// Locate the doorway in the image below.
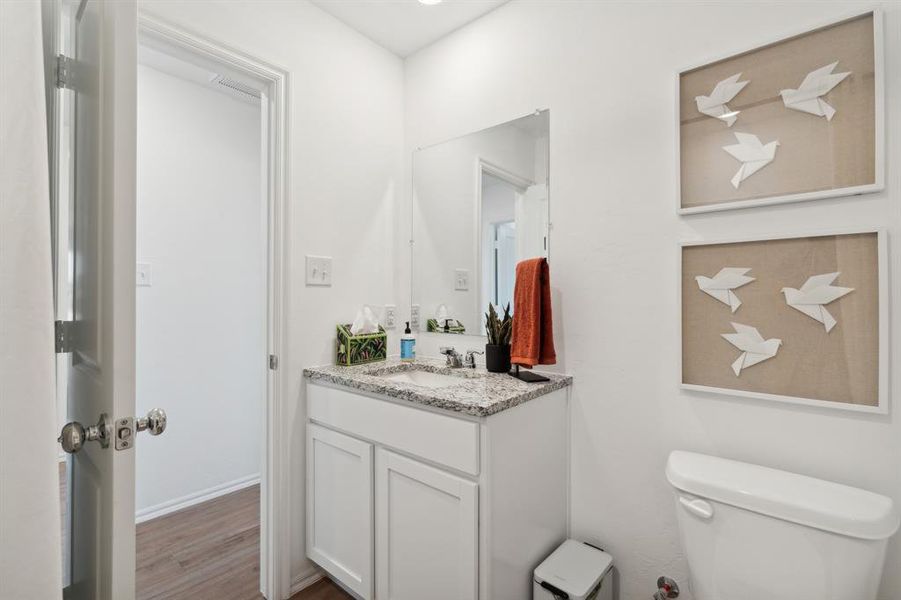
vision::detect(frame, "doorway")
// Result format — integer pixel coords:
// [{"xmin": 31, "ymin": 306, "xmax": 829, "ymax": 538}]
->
[
  {"xmin": 134, "ymin": 34, "xmax": 266, "ymax": 598},
  {"xmin": 135, "ymin": 17, "xmax": 291, "ymax": 598},
  {"xmin": 49, "ymin": 10, "xmax": 290, "ymax": 598},
  {"xmin": 489, "ymin": 219, "xmax": 516, "ymax": 310}
]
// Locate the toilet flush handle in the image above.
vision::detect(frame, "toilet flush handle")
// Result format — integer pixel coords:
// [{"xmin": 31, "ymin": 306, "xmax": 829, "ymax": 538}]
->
[{"xmin": 679, "ymin": 496, "xmax": 714, "ymax": 520}]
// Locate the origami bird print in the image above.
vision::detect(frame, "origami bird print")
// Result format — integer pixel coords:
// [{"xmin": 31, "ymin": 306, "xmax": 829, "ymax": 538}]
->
[
  {"xmin": 722, "ymin": 132, "xmax": 780, "ymax": 189},
  {"xmin": 780, "ymin": 62, "xmax": 851, "ymax": 121},
  {"xmin": 695, "ymin": 267, "xmax": 755, "ymax": 313},
  {"xmin": 695, "ymin": 73, "xmax": 750, "ymax": 127},
  {"xmin": 781, "ymin": 272, "xmax": 854, "ymax": 333},
  {"xmin": 721, "ymin": 322, "xmax": 782, "ymax": 377}
]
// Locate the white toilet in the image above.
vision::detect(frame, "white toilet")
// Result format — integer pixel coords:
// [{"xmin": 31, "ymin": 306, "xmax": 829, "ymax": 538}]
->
[{"xmin": 666, "ymin": 451, "xmax": 899, "ymax": 600}]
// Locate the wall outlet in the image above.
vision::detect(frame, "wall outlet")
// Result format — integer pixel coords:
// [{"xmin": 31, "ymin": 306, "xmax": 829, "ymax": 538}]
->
[
  {"xmin": 410, "ymin": 304, "xmax": 421, "ymax": 331},
  {"xmin": 136, "ymin": 262, "xmax": 152, "ymax": 287},
  {"xmin": 305, "ymin": 255, "xmax": 332, "ymax": 286},
  {"xmin": 383, "ymin": 304, "xmax": 397, "ymax": 329},
  {"xmin": 454, "ymin": 268, "xmax": 470, "ymax": 291}
]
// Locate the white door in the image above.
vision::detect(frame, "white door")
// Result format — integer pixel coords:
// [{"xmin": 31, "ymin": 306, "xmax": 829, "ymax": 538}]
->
[
  {"xmin": 375, "ymin": 449, "xmax": 478, "ymax": 600},
  {"xmin": 306, "ymin": 424, "xmax": 374, "ymax": 600},
  {"xmin": 515, "ymin": 183, "xmax": 548, "ymax": 260},
  {"xmin": 51, "ymin": 1, "xmax": 139, "ymax": 598}
]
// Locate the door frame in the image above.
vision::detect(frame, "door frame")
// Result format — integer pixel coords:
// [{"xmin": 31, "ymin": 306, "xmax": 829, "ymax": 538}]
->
[{"xmin": 136, "ymin": 15, "xmax": 291, "ymax": 600}]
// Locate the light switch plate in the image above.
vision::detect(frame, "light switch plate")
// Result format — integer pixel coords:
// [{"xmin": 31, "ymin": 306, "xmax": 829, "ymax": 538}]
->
[
  {"xmin": 411, "ymin": 304, "xmax": 421, "ymax": 331},
  {"xmin": 305, "ymin": 255, "xmax": 332, "ymax": 286},
  {"xmin": 454, "ymin": 269, "xmax": 470, "ymax": 291},
  {"xmin": 136, "ymin": 262, "xmax": 152, "ymax": 287},
  {"xmin": 384, "ymin": 304, "xmax": 397, "ymax": 329}
]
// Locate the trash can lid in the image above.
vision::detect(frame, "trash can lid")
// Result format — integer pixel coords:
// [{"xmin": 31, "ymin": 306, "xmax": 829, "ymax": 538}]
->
[{"xmin": 534, "ymin": 539, "xmax": 613, "ymax": 597}]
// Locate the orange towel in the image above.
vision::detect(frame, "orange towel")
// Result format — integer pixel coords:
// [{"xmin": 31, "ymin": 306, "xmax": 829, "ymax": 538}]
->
[{"xmin": 510, "ymin": 257, "xmax": 556, "ymax": 367}]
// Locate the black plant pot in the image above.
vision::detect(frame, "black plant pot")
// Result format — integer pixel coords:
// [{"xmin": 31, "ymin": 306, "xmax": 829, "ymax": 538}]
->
[{"xmin": 485, "ymin": 344, "xmax": 511, "ymax": 373}]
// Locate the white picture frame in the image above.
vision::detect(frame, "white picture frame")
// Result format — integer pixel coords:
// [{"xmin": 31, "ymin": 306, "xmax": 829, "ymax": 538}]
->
[
  {"xmin": 675, "ymin": 8, "xmax": 884, "ymax": 215},
  {"xmin": 679, "ymin": 227, "xmax": 888, "ymax": 414}
]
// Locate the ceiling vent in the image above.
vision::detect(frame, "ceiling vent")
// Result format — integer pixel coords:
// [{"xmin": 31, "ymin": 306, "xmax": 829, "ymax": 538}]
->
[{"xmin": 210, "ymin": 75, "xmax": 261, "ymax": 103}]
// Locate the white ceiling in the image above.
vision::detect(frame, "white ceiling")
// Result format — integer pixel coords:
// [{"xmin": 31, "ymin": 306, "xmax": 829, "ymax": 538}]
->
[{"xmin": 310, "ymin": 0, "xmax": 510, "ymax": 57}]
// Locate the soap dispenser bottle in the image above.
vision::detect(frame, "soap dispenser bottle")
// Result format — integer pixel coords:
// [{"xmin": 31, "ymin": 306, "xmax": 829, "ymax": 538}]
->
[{"xmin": 400, "ymin": 321, "xmax": 416, "ymax": 362}]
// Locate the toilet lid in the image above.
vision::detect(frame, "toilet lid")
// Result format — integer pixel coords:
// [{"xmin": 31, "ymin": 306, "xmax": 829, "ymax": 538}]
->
[{"xmin": 666, "ymin": 451, "xmax": 900, "ymax": 540}]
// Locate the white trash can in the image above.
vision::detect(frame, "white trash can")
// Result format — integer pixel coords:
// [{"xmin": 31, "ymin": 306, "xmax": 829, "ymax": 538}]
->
[{"xmin": 533, "ymin": 539, "xmax": 613, "ymax": 600}]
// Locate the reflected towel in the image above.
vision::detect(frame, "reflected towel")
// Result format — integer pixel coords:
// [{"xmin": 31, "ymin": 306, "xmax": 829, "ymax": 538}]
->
[{"xmin": 510, "ymin": 257, "xmax": 556, "ymax": 367}]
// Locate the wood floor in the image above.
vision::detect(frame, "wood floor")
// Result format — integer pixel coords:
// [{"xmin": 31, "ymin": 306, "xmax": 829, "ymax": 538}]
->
[
  {"xmin": 136, "ymin": 484, "xmax": 261, "ymax": 599},
  {"xmin": 134, "ymin": 485, "xmax": 353, "ymax": 600},
  {"xmin": 60, "ymin": 463, "xmax": 351, "ymax": 600},
  {"xmin": 287, "ymin": 578, "xmax": 352, "ymax": 600}
]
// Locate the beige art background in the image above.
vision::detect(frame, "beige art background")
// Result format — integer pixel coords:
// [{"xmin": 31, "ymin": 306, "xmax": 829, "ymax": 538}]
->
[
  {"xmin": 680, "ymin": 13, "xmax": 876, "ymax": 209},
  {"xmin": 682, "ymin": 232, "xmax": 879, "ymax": 406}
]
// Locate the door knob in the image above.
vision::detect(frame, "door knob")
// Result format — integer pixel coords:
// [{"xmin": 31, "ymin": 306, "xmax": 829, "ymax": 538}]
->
[
  {"xmin": 136, "ymin": 408, "xmax": 167, "ymax": 436},
  {"xmin": 58, "ymin": 413, "xmax": 111, "ymax": 454},
  {"xmin": 59, "ymin": 410, "xmax": 167, "ymax": 453}
]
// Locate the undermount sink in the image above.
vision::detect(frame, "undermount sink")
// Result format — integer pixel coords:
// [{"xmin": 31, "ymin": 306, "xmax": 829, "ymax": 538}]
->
[{"xmin": 378, "ymin": 369, "xmax": 466, "ymax": 389}]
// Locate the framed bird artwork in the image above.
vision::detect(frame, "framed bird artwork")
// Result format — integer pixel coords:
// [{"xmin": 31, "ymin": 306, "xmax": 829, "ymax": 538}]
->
[
  {"xmin": 679, "ymin": 228, "xmax": 887, "ymax": 413},
  {"xmin": 676, "ymin": 9, "xmax": 884, "ymax": 214}
]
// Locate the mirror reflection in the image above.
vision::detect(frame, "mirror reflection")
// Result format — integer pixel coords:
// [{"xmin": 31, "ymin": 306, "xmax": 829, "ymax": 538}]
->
[{"xmin": 412, "ymin": 110, "xmax": 549, "ymax": 337}]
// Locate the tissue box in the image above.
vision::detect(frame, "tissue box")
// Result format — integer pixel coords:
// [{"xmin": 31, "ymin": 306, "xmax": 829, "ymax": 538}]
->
[{"xmin": 336, "ymin": 323, "xmax": 387, "ymax": 366}]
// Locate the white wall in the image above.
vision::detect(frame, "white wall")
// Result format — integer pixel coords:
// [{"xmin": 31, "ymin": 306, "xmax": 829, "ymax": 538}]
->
[
  {"xmin": 138, "ymin": 0, "xmax": 405, "ymax": 585},
  {"xmin": 403, "ymin": 3, "xmax": 901, "ymax": 599},
  {"xmin": 136, "ymin": 63, "xmax": 263, "ymax": 516}
]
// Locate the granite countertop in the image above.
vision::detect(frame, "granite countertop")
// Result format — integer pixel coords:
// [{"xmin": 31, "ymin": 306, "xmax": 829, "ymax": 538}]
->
[{"xmin": 303, "ymin": 358, "xmax": 572, "ymax": 417}]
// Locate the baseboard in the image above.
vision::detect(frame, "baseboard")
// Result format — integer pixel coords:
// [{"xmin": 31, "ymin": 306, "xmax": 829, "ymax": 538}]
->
[
  {"xmin": 135, "ymin": 473, "xmax": 260, "ymax": 524},
  {"xmin": 290, "ymin": 568, "xmax": 323, "ymax": 596}
]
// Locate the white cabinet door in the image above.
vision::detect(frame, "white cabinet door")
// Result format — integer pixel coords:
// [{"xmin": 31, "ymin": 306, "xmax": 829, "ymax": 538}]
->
[
  {"xmin": 376, "ymin": 449, "xmax": 478, "ymax": 600},
  {"xmin": 307, "ymin": 423, "xmax": 374, "ymax": 600}
]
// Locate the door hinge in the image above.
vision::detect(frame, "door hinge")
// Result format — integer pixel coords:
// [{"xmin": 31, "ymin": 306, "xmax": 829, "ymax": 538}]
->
[
  {"xmin": 55, "ymin": 320, "xmax": 76, "ymax": 353},
  {"xmin": 269, "ymin": 354, "xmax": 278, "ymax": 370},
  {"xmin": 56, "ymin": 54, "xmax": 77, "ymax": 90}
]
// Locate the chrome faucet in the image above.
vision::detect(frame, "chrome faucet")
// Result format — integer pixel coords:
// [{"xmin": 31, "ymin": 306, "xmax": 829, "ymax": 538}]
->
[
  {"xmin": 464, "ymin": 350, "xmax": 483, "ymax": 369},
  {"xmin": 439, "ymin": 346, "xmax": 464, "ymax": 368}
]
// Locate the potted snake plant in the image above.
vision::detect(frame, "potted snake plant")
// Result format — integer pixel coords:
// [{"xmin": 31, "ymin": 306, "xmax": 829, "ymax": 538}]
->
[{"xmin": 484, "ymin": 303, "xmax": 513, "ymax": 373}]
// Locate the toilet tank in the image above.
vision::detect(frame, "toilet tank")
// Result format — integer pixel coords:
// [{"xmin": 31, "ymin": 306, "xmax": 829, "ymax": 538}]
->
[{"xmin": 666, "ymin": 451, "xmax": 899, "ymax": 600}]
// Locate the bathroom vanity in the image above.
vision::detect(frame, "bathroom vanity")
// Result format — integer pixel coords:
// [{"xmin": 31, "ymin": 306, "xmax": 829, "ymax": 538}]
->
[{"xmin": 303, "ymin": 359, "xmax": 571, "ymax": 600}]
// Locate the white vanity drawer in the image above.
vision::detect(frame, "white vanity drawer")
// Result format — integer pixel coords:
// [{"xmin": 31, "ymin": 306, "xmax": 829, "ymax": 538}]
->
[{"xmin": 307, "ymin": 383, "xmax": 480, "ymax": 476}]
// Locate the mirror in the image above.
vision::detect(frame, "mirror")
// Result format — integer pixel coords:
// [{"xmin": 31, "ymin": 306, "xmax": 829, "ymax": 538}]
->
[{"xmin": 412, "ymin": 110, "xmax": 549, "ymax": 337}]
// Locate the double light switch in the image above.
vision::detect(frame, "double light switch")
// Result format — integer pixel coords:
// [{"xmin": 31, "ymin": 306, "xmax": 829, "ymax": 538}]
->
[{"xmin": 306, "ymin": 255, "xmax": 333, "ymax": 286}]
